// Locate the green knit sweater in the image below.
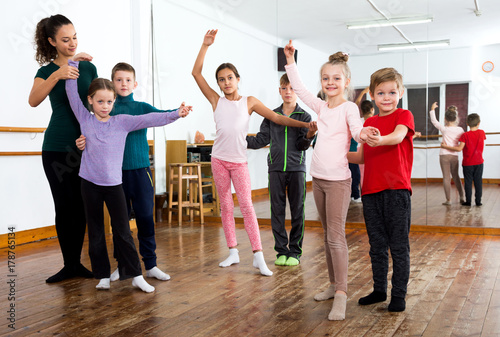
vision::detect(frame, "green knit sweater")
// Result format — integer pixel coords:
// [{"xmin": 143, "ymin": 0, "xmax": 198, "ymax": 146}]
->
[{"xmin": 110, "ymin": 93, "xmax": 176, "ymax": 170}]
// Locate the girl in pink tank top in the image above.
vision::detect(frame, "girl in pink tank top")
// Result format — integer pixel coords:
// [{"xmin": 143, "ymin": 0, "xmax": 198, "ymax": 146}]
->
[{"xmin": 192, "ymin": 29, "xmax": 313, "ymax": 277}]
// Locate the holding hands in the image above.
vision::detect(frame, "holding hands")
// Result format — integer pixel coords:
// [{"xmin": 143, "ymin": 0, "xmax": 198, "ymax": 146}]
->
[
  {"xmin": 178, "ymin": 102, "xmax": 192, "ymax": 117},
  {"xmin": 307, "ymin": 121, "xmax": 318, "ymax": 139},
  {"xmin": 360, "ymin": 126, "xmax": 380, "ymax": 143}
]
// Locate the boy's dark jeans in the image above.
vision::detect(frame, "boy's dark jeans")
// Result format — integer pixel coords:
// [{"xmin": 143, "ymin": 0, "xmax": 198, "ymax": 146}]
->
[{"xmin": 463, "ymin": 164, "xmax": 483, "ymax": 205}]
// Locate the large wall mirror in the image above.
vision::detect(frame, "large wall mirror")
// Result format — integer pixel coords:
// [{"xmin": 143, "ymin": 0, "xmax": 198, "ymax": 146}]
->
[{"xmin": 151, "ymin": 0, "xmax": 500, "ymax": 230}]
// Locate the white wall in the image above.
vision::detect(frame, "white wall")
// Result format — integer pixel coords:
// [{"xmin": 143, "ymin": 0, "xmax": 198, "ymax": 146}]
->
[
  {"xmin": 2, "ymin": 0, "xmax": 499, "ymax": 235},
  {"xmin": 149, "ymin": 0, "xmax": 327, "ymax": 193},
  {"xmin": 0, "ymin": 0, "xmax": 326, "ymax": 234},
  {"xmin": 350, "ymin": 45, "xmax": 500, "ymax": 179},
  {"xmin": 0, "ymin": 0, "xmax": 140, "ymax": 234}
]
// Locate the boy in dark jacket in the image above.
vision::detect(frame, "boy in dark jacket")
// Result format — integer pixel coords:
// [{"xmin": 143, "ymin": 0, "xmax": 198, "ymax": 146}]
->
[{"xmin": 247, "ymin": 74, "xmax": 316, "ymax": 266}]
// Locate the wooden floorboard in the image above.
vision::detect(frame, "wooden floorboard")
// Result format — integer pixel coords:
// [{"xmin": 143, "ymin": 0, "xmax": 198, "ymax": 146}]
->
[
  {"xmin": 232, "ymin": 182, "xmax": 500, "ymax": 233},
  {"xmin": 2, "ymin": 220, "xmax": 500, "ymax": 336}
]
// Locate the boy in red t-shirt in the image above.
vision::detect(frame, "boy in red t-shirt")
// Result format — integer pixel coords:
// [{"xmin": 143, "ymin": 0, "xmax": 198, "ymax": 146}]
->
[
  {"xmin": 348, "ymin": 67, "xmax": 415, "ymax": 312},
  {"xmin": 441, "ymin": 113, "xmax": 485, "ymax": 206}
]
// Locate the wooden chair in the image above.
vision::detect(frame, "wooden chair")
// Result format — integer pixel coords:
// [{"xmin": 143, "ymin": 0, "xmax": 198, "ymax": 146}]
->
[
  {"xmin": 168, "ymin": 163, "xmax": 204, "ymax": 225},
  {"xmin": 200, "ymin": 162, "xmax": 220, "ymax": 216}
]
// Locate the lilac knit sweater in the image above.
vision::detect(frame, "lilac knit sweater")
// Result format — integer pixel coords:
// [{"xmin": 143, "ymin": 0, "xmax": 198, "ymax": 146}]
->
[{"xmin": 66, "ymin": 60, "xmax": 180, "ymax": 186}]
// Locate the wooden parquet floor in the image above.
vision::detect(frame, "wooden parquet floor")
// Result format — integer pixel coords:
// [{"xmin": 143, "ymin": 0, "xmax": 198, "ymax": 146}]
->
[
  {"xmin": 2, "ymin": 219, "xmax": 500, "ymax": 336},
  {"xmin": 238, "ymin": 183, "xmax": 500, "ymax": 233}
]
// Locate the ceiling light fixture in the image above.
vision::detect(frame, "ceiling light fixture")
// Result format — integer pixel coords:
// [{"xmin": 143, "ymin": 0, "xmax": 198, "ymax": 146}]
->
[
  {"xmin": 346, "ymin": 15, "xmax": 433, "ymax": 30},
  {"xmin": 377, "ymin": 40, "xmax": 450, "ymax": 51}
]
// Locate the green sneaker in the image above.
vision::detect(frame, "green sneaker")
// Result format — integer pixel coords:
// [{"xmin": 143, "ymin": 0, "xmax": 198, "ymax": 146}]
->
[
  {"xmin": 285, "ymin": 257, "xmax": 300, "ymax": 266},
  {"xmin": 275, "ymin": 255, "xmax": 287, "ymax": 266}
]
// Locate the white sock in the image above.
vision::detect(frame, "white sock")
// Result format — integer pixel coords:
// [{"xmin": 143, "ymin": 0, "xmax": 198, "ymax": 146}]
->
[
  {"xmin": 252, "ymin": 251, "xmax": 273, "ymax": 276},
  {"xmin": 314, "ymin": 284, "xmax": 336, "ymax": 301},
  {"xmin": 132, "ymin": 275, "xmax": 155, "ymax": 293},
  {"xmin": 110, "ymin": 268, "xmax": 119, "ymax": 282},
  {"xmin": 146, "ymin": 266, "xmax": 170, "ymax": 281},
  {"xmin": 96, "ymin": 278, "xmax": 110, "ymax": 290},
  {"xmin": 219, "ymin": 248, "xmax": 240, "ymax": 267},
  {"xmin": 328, "ymin": 293, "xmax": 347, "ymax": 321}
]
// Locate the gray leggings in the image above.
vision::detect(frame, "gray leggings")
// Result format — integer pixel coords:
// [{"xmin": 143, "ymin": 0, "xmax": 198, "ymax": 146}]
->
[
  {"xmin": 440, "ymin": 155, "xmax": 464, "ymax": 201},
  {"xmin": 312, "ymin": 177, "xmax": 351, "ymax": 293}
]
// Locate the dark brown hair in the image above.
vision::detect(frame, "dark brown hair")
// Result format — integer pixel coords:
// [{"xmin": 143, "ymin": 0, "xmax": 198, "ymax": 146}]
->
[
  {"xmin": 215, "ymin": 63, "xmax": 240, "ymax": 81},
  {"xmin": 445, "ymin": 105, "xmax": 458, "ymax": 123},
  {"xmin": 34, "ymin": 14, "xmax": 72, "ymax": 66},
  {"xmin": 467, "ymin": 113, "xmax": 480, "ymax": 127},
  {"xmin": 88, "ymin": 78, "xmax": 117, "ymax": 99},
  {"xmin": 111, "ymin": 62, "xmax": 136, "ymax": 81},
  {"xmin": 360, "ymin": 100, "xmax": 374, "ymax": 118}
]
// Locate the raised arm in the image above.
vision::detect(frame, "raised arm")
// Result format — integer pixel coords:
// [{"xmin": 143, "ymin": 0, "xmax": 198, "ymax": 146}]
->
[
  {"xmin": 429, "ymin": 102, "xmax": 444, "ymax": 132},
  {"xmin": 283, "ymin": 40, "xmax": 324, "ymax": 113},
  {"xmin": 29, "ymin": 63, "xmax": 80, "ymax": 107},
  {"xmin": 65, "ymin": 60, "xmax": 90, "ymax": 123},
  {"xmin": 192, "ymin": 29, "xmax": 220, "ymax": 110},
  {"xmin": 355, "ymin": 87, "xmax": 370, "ymax": 107},
  {"xmin": 248, "ymin": 96, "xmax": 309, "ymax": 129}
]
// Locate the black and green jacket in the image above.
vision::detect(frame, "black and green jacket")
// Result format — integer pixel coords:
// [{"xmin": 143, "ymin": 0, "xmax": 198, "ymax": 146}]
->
[{"xmin": 246, "ymin": 103, "xmax": 312, "ymax": 172}]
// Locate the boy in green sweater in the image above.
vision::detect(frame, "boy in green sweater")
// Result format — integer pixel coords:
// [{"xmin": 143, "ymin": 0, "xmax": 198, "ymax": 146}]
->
[{"xmin": 77, "ymin": 62, "xmax": 179, "ymax": 281}]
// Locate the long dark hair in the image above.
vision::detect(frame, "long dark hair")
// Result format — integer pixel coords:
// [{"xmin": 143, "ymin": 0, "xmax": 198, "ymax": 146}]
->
[
  {"xmin": 34, "ymin": 14, "xmax": 72, "ymax": 66},
  {"xmin": 215, "ymin": 63, "xmax": 240, "ymax": 82}
]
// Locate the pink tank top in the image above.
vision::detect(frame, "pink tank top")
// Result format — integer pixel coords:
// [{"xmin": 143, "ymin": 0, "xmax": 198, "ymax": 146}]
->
[{"xmin": 211, "ymin": 96, "xmax": 250, "ymax": 163}]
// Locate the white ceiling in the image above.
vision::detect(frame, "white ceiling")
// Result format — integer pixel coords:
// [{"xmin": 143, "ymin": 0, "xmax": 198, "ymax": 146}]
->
[{"xmin": 225, "ymin": 0, "xmax": 500, "ymax": 55}]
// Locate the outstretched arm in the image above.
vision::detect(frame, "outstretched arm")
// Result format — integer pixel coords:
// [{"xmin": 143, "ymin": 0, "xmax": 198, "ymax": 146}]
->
[
  {"xmin": 65, "ymin": 60, "xmax": 90, "ymax": 123},
  {"xmin": 192, "ymin": 29, "xmax": 220, "ymax": 110},
  {"xmin": 248, "ymin": 96, "xmax": 309, "ymax": 129},
  {"xmin": 429, "ymin": 102, "xmax": 444, "ymax": 131}
]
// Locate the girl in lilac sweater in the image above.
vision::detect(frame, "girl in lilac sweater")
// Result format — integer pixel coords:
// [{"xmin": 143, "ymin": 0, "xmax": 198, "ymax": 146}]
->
[{"xmin": 66, "ymin": 59, "xmax": 190, "ymax": 292}]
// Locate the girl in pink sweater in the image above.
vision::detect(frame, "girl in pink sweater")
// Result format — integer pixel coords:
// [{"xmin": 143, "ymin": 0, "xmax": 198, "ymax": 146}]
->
[
  {"xmin": 284, "ymin": 40, "xmax": 373, "ymax": 320},
  {"xmin": 192, "ymin": 30, "xmax": 313, "ymax": 277}
]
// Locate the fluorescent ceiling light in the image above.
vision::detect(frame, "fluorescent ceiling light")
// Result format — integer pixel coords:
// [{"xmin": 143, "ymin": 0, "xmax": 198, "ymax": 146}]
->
[
  {"xmin": 378, "ymin": 40, "xmax": 450, "ymax": 51},
  {"xmin": 346, "ymin": 15, "xmax": 433, "ymax": 29}
]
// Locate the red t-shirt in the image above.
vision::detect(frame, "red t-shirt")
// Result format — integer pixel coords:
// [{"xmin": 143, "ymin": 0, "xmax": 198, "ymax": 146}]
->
[
  {"xmin": 362, "ymin": 109, "xmax": 415, "ymax": 196},
  {"xmin": 459, "ymin": 129, "xmax": 486, "ymax": 166}
]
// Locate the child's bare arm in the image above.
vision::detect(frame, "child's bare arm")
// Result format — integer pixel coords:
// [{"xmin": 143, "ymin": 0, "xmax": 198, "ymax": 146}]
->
[
  {"xmin": 366, "ymin": 124, "xmax": 408, "ymax": 147},
  {"xmin": 347, "ymin": 145, "xmax": 364, "ymax": 164},
  {"xmin": 441, "ymin": 141, "xmax": 465, "ymax": 152}
]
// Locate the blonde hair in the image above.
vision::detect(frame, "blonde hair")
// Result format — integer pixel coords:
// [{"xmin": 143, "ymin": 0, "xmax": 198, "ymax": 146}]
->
[{"xmin": 320, "ymin": 52, "xmax": 353, "ymax": 100}]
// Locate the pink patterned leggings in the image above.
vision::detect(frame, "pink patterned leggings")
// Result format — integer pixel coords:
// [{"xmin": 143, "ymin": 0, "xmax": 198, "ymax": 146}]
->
[{"xmin": 211, "ymin": 157, "xmax": 262, "ymax": 251}]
